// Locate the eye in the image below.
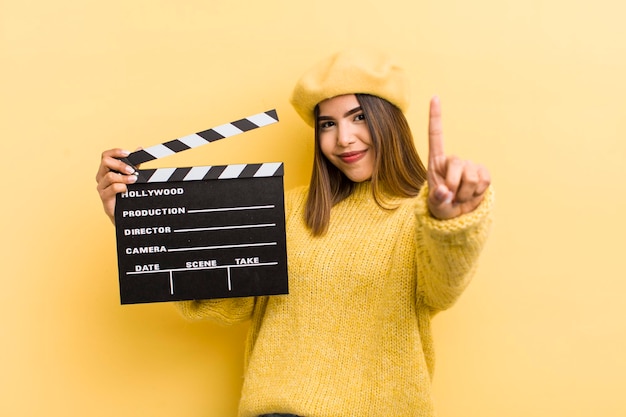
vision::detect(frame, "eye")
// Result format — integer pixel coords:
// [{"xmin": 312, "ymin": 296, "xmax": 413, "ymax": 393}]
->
[
  {"xmin": 354, "ymin": 113, "xmax": 365, "ymax": 122},
  {"xmin": 319, "ymin": 120, "xmax": 335, "ymax": 129}
]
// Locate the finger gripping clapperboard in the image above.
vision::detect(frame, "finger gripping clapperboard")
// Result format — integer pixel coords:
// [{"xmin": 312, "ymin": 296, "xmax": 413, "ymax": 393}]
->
[{"xmin": 114, "ymin": 110, "xmax": 288, "ymax": 304}]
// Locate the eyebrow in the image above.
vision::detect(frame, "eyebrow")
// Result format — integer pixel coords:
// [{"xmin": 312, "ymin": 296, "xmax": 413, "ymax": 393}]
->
[{"xmin": 317, "ymin": 106, "xmax": 363, "ymax": 121}]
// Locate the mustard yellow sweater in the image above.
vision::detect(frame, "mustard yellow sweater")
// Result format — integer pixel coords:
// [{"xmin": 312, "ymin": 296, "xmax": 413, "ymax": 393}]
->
[{"xmin": 178, "ymin": 182, "xmax": 494, "ymax": 417}]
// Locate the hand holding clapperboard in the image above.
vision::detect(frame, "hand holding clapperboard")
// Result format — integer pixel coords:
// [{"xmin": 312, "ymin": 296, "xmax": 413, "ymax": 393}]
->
[{"xmin": 112, "ymin": 110, "xmax": 288, "ymax": 304}]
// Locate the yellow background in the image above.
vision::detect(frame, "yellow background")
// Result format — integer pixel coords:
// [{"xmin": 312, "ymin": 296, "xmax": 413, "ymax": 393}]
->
[{"xmin": 2, "ymin": 1, "xmax": 625, "ymax": 416}]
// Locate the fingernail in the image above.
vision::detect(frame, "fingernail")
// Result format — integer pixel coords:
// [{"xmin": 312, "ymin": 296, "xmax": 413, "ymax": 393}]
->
[
  {"xmin": 121, "ymin": 149, "xmax": 130, "ymax": 157},
  {"xmin": 128, "ymin": 174, "xmax": 137, "ymax": 183},
  {"xmin": 124, "ymin": 165, "xmax": 136, "ymax": 174},
  {"xmin": 444, "ymin": 193, "xmax": 453, "ymax": 205}
]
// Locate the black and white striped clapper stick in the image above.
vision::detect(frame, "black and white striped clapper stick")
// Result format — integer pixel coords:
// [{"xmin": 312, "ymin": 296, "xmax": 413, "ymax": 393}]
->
[
  {"xmin": 132, "ymin": 162, "xmax": 284, "ymax": 184},
  {"xmin": 121, "ymin": 109, "xmax": 279, "ymax": 168}
]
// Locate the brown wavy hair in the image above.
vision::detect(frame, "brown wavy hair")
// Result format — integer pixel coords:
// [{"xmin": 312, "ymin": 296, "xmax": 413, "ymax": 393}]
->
[{"xmin": 305, "ymin": 94, "xmax": 427, "ymax": 235}]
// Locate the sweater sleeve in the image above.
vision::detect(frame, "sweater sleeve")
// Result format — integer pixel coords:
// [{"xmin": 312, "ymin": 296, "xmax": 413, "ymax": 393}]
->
[
  {"xmin": 414, "ymin": 184, "xmax": 494, "ymax": 313},
  {"xmin": 175, "ymin": 297, "xmax": 256, "ymax": 325}
]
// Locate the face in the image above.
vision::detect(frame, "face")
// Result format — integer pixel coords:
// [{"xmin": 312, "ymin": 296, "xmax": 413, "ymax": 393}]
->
[{"xmin": 317, "ymin": 94, "xmax": 375, "ymax": 183}]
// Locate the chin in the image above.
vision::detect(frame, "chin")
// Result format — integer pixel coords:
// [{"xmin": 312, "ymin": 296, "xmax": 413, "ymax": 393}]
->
[{"xmin": 346, "ymin": 174, "xmax": 372, "ymax": 183}]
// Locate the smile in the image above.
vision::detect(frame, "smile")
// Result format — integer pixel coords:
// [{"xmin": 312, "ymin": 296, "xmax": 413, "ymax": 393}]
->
[{"xmin": 338, "ymin": 150, "xmax": 367, "ymax": 164}]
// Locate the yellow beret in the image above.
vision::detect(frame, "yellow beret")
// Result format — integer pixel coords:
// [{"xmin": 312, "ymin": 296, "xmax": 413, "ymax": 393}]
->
[{"xmin": 290, "ymin": 48, "xmax": 410, "ymax": 127}]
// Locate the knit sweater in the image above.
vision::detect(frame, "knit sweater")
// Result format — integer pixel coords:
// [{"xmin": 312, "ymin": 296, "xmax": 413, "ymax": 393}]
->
[{"xmin": 177, "ymin": 181, "xmax": 494, "ymax": 417}]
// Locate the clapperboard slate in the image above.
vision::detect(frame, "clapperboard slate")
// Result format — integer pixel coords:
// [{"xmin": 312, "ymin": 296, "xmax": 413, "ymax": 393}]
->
[{"xmin": 114, "ymin": 110, "xmax": 288, "ymax": 304}]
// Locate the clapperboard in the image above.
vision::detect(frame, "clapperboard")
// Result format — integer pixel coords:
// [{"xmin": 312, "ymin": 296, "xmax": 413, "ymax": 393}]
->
[{"xmin": 114, "ymin": 110, "xmax": 288, "ymax": 304}]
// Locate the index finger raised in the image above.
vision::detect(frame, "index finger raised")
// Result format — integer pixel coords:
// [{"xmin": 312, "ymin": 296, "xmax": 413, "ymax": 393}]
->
[{"xmin": 428, "ymin": 96, "xmax": 446, "ymax": 161}]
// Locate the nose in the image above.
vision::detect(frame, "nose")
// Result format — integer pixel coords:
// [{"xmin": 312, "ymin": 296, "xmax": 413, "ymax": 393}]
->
[{"xmin": 336, "ymin": 122, "xmax": 356, "ymax": 147}]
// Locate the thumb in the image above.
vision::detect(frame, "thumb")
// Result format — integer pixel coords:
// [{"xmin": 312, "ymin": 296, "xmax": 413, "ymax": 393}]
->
[{"xmin": 432, "ymin": 184, "xmax": 454, "ymax": 205}]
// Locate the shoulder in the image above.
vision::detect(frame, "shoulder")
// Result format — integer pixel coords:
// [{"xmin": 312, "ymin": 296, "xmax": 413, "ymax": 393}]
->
[
  {"xmin": 284, "ymin": 185, "xmax": 309, "ymax": 216},
  {"xmin": 285, "ymin": 185, "xmax": 308, "ymax": 205},
  {"xmin": 285, "ymin": 184, "xmax": 309, "ymax": 198}
]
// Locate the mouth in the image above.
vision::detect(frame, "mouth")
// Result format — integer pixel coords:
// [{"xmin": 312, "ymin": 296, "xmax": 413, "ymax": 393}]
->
[{"xmin": 338, "ymin": 150, "xmax": 367, "ymax": 164}]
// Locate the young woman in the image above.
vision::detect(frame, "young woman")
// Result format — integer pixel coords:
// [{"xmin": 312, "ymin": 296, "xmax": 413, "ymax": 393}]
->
[{"xmin": 96, "ymin": 48, "xmax": 493, "ymax": 417}]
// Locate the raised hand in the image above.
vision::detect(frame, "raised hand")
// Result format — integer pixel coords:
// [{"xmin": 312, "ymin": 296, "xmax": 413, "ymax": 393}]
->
[
  {"xmin": 427, "ymin": 96, "xmax": 491, "ymax": 220},
  {"xmin": 95, "ymin": 148, "xmax": 139, "ymax": 224}
]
